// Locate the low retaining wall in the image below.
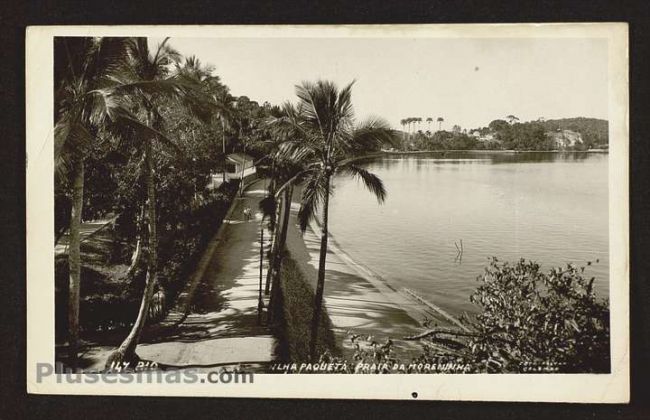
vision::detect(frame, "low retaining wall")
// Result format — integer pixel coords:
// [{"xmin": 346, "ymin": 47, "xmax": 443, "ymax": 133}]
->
[{"xmin": 271, "ymin": 250, "xmax": 340, "ymax": 363}]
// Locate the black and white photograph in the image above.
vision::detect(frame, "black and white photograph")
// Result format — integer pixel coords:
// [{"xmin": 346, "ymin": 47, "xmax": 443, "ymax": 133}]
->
[{"xmin": 25, "ymin": 24, "xmax": 629, "ymax": 401}]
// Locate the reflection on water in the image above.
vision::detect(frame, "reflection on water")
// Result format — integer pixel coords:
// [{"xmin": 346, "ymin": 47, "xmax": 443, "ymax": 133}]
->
[{"xmin": 329, "ymin": 151, "xmax": 609, "ymax": 315}]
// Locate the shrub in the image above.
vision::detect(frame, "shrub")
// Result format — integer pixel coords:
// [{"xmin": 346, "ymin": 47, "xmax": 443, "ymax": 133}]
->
[
  {"xmin": 462, "ymin": 258, "xmax": 610, "ymax": 372},
  {"xmin": 318, "ymin": 258, "xmax": 610, "ymax": 374}
]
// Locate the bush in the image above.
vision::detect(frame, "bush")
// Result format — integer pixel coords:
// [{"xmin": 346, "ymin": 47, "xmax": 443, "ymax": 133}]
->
[
  {"xmin": 463, "ymin": 258, "xmax": 610, "ymax": 372},
  {"xmin": 318, "ymin": 257, "xmax": 610, "ymax": 374}
]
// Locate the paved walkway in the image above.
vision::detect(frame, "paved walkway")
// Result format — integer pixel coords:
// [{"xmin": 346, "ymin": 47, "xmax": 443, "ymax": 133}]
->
[
  {"xmin": 77, "ymin": 180, "xmax": 278, "ymax": 372},
  {"xmin": 136, "ymin": 180, "xmax": 278, "ymax": 371},
  {"xmin": 55, "ymin": 217, "xmax": 117, "ymax": 255}
]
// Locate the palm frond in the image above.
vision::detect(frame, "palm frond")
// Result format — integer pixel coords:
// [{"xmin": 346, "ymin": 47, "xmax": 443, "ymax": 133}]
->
[
  {"xmin": 348, "ymin": 116, "xmax": 396, "ymax": 153},
  {"xmin": 154, "ymin": 38, "xmax": 181, "ymax": 68},
  {"xmin": 276, "ymin": 141, "xmax": 317, "ymax": 165},
  {"xmin": 84, "ymin": 37, "xmax": 131, "ymax": 83},
  {"xmin": 109, "ymin": 111, "xmax": 184, "ymax": 156},
  {"xmin": 265, "ymin": 101, "xmax": 310, "ymax": 141},
  {"xmin": 297, "ymin": 170, "xmax": 329, "ymax": 232},
  {"xmin": 295, "ymin": 79, "xmax": 358, "ymax": 157},
  {"xmin": 82, "ymin": 86, "xmax": 183, "ymax": 156},
  {"xmin": 335, "ymin": 80, "xmax": 356, "ymax": 132},
  {"xmin": 337, "ymin": 163, "xmax": 386, "ymax": 203},
  {"xmin": 54, "ymin": 117, "xmax": 94, "ymax": 181},
  {"xmin": 295, "ymin": 80, "xmax": 331, "ymax": 140},
  {"xmin": 94, "ymin": 75, "xmax": 217, "ymax": 123}
]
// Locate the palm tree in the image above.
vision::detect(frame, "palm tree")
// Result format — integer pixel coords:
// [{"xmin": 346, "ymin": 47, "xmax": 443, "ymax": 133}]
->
[
  {"xmin": 177, "ymin": 56, "xmax": 235, "ymax": 184},
  {"xmin": 257, "ymin": 192, "xmax": 277, "ymax": 324},
  {"xmin": 214, "ymin": 90, "xmax": 236, "ymax": 182},
  {"xmin": 276, "ymin": 80, "xmax": 394, "ymax": 361},
  {"xmin": 400, "ymin": 119, "xmax": 407, "ymax": 150},
  {"xmin": 105, "ymin": 38, "xmax": 214, "ymax": 366},
  {"xmin": 124, "ymin": 54, "xmax": 215, "ymax": 279},
  {"xmin": 405, "ymin": 118, "xmax": 413, "ymax": 150},
  {"xmin": 263, "ymin": 103, "xmax": 311, "ymax": 314},
  {"xmin": 427, "ymin": 117, "xmax": 433, "ymax": 133},
  {"xmin": 506, "ymin": 114, "xmax": 519, "ymax": 125},
  {"xmin": 54, "ymin": 37, "xmax": 138, "ymax": 364},
  {"xmin": 437, "ymin": 116, "xmax": 444, "ymax": 131}
]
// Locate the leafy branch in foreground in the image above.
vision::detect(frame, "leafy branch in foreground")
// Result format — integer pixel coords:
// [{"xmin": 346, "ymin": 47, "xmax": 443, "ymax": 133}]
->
[{"xmin": 316, "ymin": 258, "xmax": 610, "ymax": 374}]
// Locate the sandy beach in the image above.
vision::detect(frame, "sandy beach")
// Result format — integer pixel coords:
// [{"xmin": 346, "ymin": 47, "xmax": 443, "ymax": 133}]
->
[{"xmin": 283, "ymin": 188, "xmax": 456, "ymax": 360}]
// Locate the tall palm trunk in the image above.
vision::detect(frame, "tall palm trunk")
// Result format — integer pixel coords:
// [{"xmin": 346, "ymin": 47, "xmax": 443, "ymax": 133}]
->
[
  {"xmin": 221, "ymin": 116, "xmax": 226, "ymax": 183},
  {"xmin": 309, "ymin": 176, "xmax": 330, "ymax": 362},
  {"xmin": 404, "ymin": 123, "xmax": 413, "ymax": 150},
  {"xmin": 258, "ymin": 224, "xmax": 264, "ymax": 325},
  {"xmin": 125, "ymin": 204, "xmax": 145, "ymax": 278},
  {"xmin": 107, "ymin": 141, "xmax": 158, "ymax": 366},
  {"xmin": 238, "ymin": 128, "xmax": 245, "ymax": 196},
  {"xmin": 68, "ymin": 158, "xmax": 84, "ymax": 364},
  {"xmin": 277, "ymin": 185, "xmax": 293, "ymax": 265},
  {"xmin": 264, "ymin": 194, "xmax": 282, "ymax": 295},
  {"xmin": 266, "ymin": 184, "xmax": 293, "ymax": 322}
]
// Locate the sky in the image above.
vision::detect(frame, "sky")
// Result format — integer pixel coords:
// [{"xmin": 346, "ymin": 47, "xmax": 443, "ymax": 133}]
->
[{"xmin": 150, "ymin": 37, "xmax": 608, "ymax": 130}]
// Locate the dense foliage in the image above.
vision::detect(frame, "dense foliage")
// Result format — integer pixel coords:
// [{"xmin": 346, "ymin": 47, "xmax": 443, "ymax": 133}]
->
[
  {"xmin": 461, "ymin": 258, "xmax": 610, "ymax": 372},
  {"xmin": 55, "ymin": 182, "xmax": 238, "ymax": 338},
  {"xmin": 400, "ymin": 116, "xmax": 608, "ymax": 152},
  {"xmin": 54, "ymin": 37, "xmax": 279, "ymax": 359}
]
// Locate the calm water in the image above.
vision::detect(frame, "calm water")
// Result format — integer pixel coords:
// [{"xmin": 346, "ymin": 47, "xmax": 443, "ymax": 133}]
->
[{"xmin": 328, "ymin": 151, "xmax": 609, "ymax": 315}]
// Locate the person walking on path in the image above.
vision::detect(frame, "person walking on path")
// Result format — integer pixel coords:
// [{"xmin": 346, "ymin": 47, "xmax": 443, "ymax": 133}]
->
[{"xmin": 243, "ymin": 206, "xmax": 252, "ymax": 221}]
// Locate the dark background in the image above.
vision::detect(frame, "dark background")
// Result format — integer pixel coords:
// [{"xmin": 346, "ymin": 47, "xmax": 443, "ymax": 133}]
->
[{"xmin": 1, "ymin": 0, "xmax": 649, "ymax": 418}]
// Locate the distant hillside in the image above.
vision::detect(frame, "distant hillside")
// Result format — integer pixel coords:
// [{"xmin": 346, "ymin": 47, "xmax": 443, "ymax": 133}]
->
[
  {"xmin": 539, "ymin": 118, "xmax": 609, "ymax": 147},
  {"xmin": 394, "ymin": 116, "xmax": 609, "ymax": 151}
]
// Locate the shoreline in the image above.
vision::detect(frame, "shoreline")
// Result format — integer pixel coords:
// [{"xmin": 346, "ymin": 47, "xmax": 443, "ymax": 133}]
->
[
  {"xmin": 283, "ymin": 190, "xmax": 459, "ymax": 358},
  {"xmin": 307, "ymin": 217, "xmax": 465, "ymax": 330}
]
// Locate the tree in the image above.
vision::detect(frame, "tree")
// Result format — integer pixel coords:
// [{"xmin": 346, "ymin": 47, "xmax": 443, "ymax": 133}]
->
[
  {"xmin": 214, "ymin": 90, "xmax": 236, "ymax": 182},
  {"xmin": 105, "ymin": 37, "xmax": 215, "ymax": 366},
  {"xmin": 54, "ymin": 37, "xmax": 141, "ymax": 364},
  {"xmin": 263, "ymin": 103, "xmax": 314, "ymax": 315},
  {"xmin": 276, "ymin": 80, "xmax": 395, "ymax": 361},
  {"xmin": 408, "ymin": 117, "xmax": 417, "ymax": 148},
  {"xmin": 488, "ymin": 119, "xmax": 509, "ymax": 133},
  {"xmin": 506, "ymin": 114, "xmax": 519, "ymax": 125},
  {"xmin": 177, "ymin": 56, "xmax": 236, "ymax": 182},
  {"xmin": 258, "ymin": 191, "xmax": 277, "ymax": 324},
  {"xmin": 426, "ymin": 117, "xmax": 433, "ymax": 133},
  {"xmin": 437, "ymin": 116, "xmax": 444, "ymax": 131}
]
